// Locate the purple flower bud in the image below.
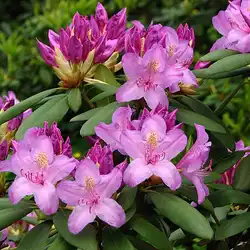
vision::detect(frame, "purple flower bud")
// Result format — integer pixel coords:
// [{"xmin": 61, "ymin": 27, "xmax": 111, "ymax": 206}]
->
[
  {"xmin": 7, "ymin": 114, "xmax": 23, "ymax": 131},
  {"xmin": 48, "ymin": 29, "xmax": 59, "ymax": 48},
  {"xmin": 59, "ymin": 28, "xmax": 70, "ymax": 60},
  {"xmin": 95, "ymin": 37, "xmax": 117, "ymax": 63},
  {"xmin": 0, "ymin": 140, "xmax": 8, "ymax": 160},
  {"xmin": 194, "ymin": 61, "xmax": 211, "ymax": 70},
  {"xmin": 177, "ymin": 23, "xmax": 195, "ymax": 48},
  {"xmin": 95, "ymin": 2, "xmax": 108, "ymax": 34},
  {"xmin": 37, "ymin": 40, "xmax": 57, "ymax": 67},
  {"xmin": 68, "ymin": 35, "xmax": 83, "ymax": 63}
]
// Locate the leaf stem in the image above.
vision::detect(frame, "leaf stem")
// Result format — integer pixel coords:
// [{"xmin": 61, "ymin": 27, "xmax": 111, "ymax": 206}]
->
[{"xmin": 82, "ymin": 88, "xmax": 95, "ymax": 109}]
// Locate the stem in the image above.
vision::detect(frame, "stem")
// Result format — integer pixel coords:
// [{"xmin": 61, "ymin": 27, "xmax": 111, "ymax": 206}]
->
[{"xmin": 82, "ymin": 88, "xmax": 95, "ymax": 109}]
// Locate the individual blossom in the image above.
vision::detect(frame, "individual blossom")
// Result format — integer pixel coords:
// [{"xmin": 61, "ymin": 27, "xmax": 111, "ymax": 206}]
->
[
  {"xmin": 57, "ymin": 158, "xmax": 126, "ymax": 234},
  {"xmin": 37, "ymin": 2, "xmax": 126, "ymax": 88},
  {"xmin": 117, "ymin": 44, "xmax": 180, "ymax": 109},
  {"xmin": 87, "ymin": 140, "xmax": 114, "ymax": 175},
  {"xmin": 176, "ymin": 124, "xmax": 211, "ymax": 204},
  {"xmin": 15, "ymin": 122, "xmax": 72, "ymax": 157},
  {"xmin": 218, "ymin": 140, "xmax": 250, "ymax": 186},
  {"xmin": 121, "ymin": 115, "xmax": 187, "ymax": 189},
  {"xmin": 0, "ymin": 134, "xmax": 76, "ymax": 215},
  {"xmin": 95, "ymin": 106, "xmax": 134, "ymax": 153}
]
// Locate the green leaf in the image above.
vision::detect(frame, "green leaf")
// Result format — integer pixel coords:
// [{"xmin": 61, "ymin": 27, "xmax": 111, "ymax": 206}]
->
[
  {"xmin": 68, "ymin": 88, "xmax": 82, "ymax": 113},
  {"xmin": 117, "ymin": 186, "xmax": 137, "ymax": 211},
  {"xmin": 0, "ymin": 202, "xmax": 33, "ymax": 230},
  {"xmin": 169, "ymin": 228, "xmax": 185, "ymax": 242},
  {"xmin": 85, "ymin": 78, "xmax": 118, "ymax": 93},
  {"xmin": 94, "ymin": 65, "xmax": 120, "ymax": 86},
  {"xmin": 80, "ymin": 102, "xmax": 124, "ymax": 136},
  {"xmin": 127, "ymin": 236, "xmax": 156, "ymax": 250},
  {"xmin": 208, "ymin": 190, "xmax": 250, "ymax": 207},
  {"xmin": 90, "ymin": 92, "xmax": 115, "ymax": 102},
  {"xmin": 53, "ymin": 211, "xmax": 98, "ymax": 250},
  {"xmin": 0, "ymin": 88, "xmax": 58, "ymax": 126},
  {"xmin": 215, "ymin": 81, "xmax": 246, "ymax": 116},
  {"xmin": 148, "ymin": 192, "xmax": 214, "ymax": 240},
  {"xmin": 204, "ymin": 172, "xmax": 222, "ymax": 183},
  {"xmin": 17, "ymin": 221, "xmax": 52, "ymax": 250},
  {"xmin": 16, "ymin": 96, "xmax": 69, "ymax": 140},
  {"xmin": 176, "ymin": 109, "xmax": 226, "ymax": 133},
  {"xmin": 103, "ymin": 227, "xmax": 135, "ymax": 250},
  {"xmin": 200, "ymin": 49, "xmax": 239, "ymax": 62},
  {"xmin": 70, "ymin": 108, "xmax": 102, "ymax": 122},
  {"xmin": 215, "ymin": 212, "xmax": 250, "ymax": 240},
  {"xmin": 209, "ymin": 184, "xmax": 233, "ymax": 190},
  {"xmin": 0, "ymin": 198, "xmax": 33, "ymax": 210},
  {"xmin": 233, "ymin": 155, "xmax": 250, "ymax": 192},
  {"xmin": 212, "ymin": 151, "xmax": 244, "ymax": 174},
  {"xmin": 48, "ymin": 235, "xmax": 76, "ymax": 250},
  {"xmin": 125, "ymin": 203, "xmax": 136, "ymax": 222},
  {"xmin": 129, "ymin": 217, "xmax": 172, "ymax": 250}
]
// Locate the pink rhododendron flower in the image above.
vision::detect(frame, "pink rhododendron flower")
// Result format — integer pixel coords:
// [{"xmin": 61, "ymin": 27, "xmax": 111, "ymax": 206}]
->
[
  {"xmin": 218, "ymin": 140, "xmax": 250, "ymax": 186},
  {"xmin": 211, "ymin": 0, "xmax": 250, "ymax": 53},
  {"xmin": 57, "ymin": 158, "xmax": 126, "ymax": 234},
  {"xmin": 121, "ymin": 115, "xmax": 187, "ymax": 189},
  {"xmin": 95, "ymin": 106, "xmax": 134, "ymax": 153},
  {"xmin": 37, "ymin": 2, "xmax": 126, "ymax": 87},
  {"xmin": 177, "ymin": 124, "xmax": 211, "ymax": 204},
  {"xmin": 87, "ymin": 140, "xmax": 114, "ymax": 175},
  {"xmin": 1, "ymin": 134, "xmax": 76, "ymax": 215}
]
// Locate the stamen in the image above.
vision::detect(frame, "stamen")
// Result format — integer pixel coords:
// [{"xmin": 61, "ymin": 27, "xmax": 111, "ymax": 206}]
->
[
  {"xmin": 35, "ymin": 152, "xmax": 49, "ymax": 168},
  {"xmin": 84, "ymin": 176, "xmax": 95, "ymax": 190},
  {"xmin": 147, "ymin": 132, "xmax": 158, "ymax": 149},
  {"xmin": 168, "ymin": 44, "xmax": 176, "ymax": 57},
  {"xmin": 149, "ymin": 60, "xmax": 160, "ymax": 72}
]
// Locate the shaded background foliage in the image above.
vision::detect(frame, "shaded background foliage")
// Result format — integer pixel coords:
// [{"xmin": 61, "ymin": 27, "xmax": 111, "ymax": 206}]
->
[{"xmin": 0, "ymin": 0, "xmax": 249, "ymax": 141}]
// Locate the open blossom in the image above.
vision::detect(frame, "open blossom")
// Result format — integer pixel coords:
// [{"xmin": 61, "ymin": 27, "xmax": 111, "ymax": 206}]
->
[
  {"xmin": 1, "ymin": 134, "xmax": 76, "ymax": 215},
  {"xmin": 121, "ymin": 115, "xmax": 187, "ymax": 189},
  {"xmin": 87, "ymin": 140, "xmax": 114, "ymax": 175},
  {"xmin": 57, "ymin": 158, "xmax": 125, "ymax": 234},
  {"xmin": 218, "ymin": 140, "xmax": 250, "ymax": 186},
  {"xmin": 177, "ymin": 124, "xmax": 211, "ymax": 204},
  {"xmin": 210, "ymin": 0, "xmax": 250, "ymax": 53},
  {"xmin": 95, "ymin": 106, "xmax": 134, "ymax": 153},
  {"xmin": 37, "ymin": 2, "xmax": 126, "ymax": 88}
]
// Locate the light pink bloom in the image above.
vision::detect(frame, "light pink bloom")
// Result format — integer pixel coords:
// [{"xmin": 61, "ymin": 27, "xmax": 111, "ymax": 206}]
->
[
  {"xmin": 122, "ymin": 115, "xmax": 187, "ymax": 189},
  {"xmin": 3, "ymin": 135, "xmax": 76, "ymax": 215},
  {"xmin": 177, "ymin": 124, "xmax": 211, "ymax": 204},
  {"xmin": 57, "ymin": 158, "xmax": 125, "ymax": 234}
]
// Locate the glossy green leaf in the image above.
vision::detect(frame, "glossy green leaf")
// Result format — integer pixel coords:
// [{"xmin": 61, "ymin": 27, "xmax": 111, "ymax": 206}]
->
[
  {"xmin": 16, "ymin": 96, "xmax": 69, "ymax": 140},
  {"xmin": 85, "ymin": 78, "xmax": 118, "ymax": 93},
  {"xmin": 0, "ymin": 88, "xmax": 57, "ymax": 126},
  {"xmin": 70, "ymin": 108, "xmax": 102, "ymax": 122},
  {"xmin": 0, "ymin": 202, "xmax": 33, "ymax": 230},
  {"xmin": 17, "ymin": 221, "xmax": 52, "ymax": 250},
  {"xmin": 90, "ymin": 92, "xmax": 115, "ymax": 102},
  {"xmin": 215, "ymin": 212, "xmax": 250, "ymax": 240},
  {"xmin": 125, "ymin": 203, "xmax": 136, "ymax": 223},
  {"xmin": 233, "ymin": 155, "xmax": 250, "ymax": 192},
  {"xmin": 103, "ymin": 227, "xmax": 135, "ymax": 250},
  {"xmin": 0, "ymin": 198, "xmax": 33, "ymax": 210},
  {"xmin": 130, "ymin": 217, "xmax": 172, "ymax": 250},
  {"xmin": 212, "ymin": 151, "xmax": 244, "ymax": 174},
  {"xmin": 117, "ymin": 186, "xmax": 137, "ymax": 211},
  {"xmin": 169, "ymin": 228, "xmax": 185, "ymax": 242},
  {"xmin": 48, "ymin": 235, "xmax": 76, "ymax": 250},
  {"xmin": 127, "ymin": 236, "xmax": 156, "ymax": 250},
  {"xmin": 80, "ymin": 102, "xmax": 124, "ymax": 136},
  {"xmin": 208, "ymin": 190, "xmax": 250, "ymax": 207},
  {"xmin": 94, "ymin": 65, "xmax": 120, "ymax": 86},
  {"xmin": 200, "ymin": 49, "xmax": 238, "ymax": 62},
  {"xmin": 176, "ymin": 109, "xmax": 226, "ymax": 133},
  {"xmin": 53, "ymin": 211, "xmax": 98, "ymax": 250},
  {"xmin": 148, "ymin": 192, "xmax": 214, "ymax": 239},
  {"xmin": 68, "ymin": 88, "xmax": 82, "ymax": 113}
]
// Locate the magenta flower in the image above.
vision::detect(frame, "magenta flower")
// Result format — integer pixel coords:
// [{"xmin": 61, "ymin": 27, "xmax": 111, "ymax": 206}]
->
[
  {"xmin": 4, "ymin": 135, "xmax": 76, "ymax": 215},
  {"xmin": 37, "ymin": 2, "xmax": 126, "ymax": 87},
  {"xmin": 177, "ymin": 23, "xmax": 195, "ymax": 48},
  {"xmin": 57, "ymin": 158, "xmax": 126, "ymax": 234},
  {"xmin": 121, "ymin": 115, "xmax": 187, "ymax": 189},
  {"xmin": 116, "ymin": 45, "xmax": 174, "ymax": 109},
  {"xmin": 211, "ymin": 1, "xmax": 250, "ymax": 53},
  {"xmin": 95, "ymin": 106, "xmax": 134, "ymax": 153},
  {"xmin": 176, "ymin": 124, "xmax": 211, "ymax": 204},
  {"xmin": 87, "ymin": 140, "xmax": 114, "ymax": 175},
  {"xmin": 0, "ymin": 228, "xmax": 16, "ymax": 249}
]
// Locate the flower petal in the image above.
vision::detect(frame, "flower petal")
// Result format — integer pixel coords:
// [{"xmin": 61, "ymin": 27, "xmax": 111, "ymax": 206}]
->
[
  {"xmin": 95, "ymin": 198, "xmax": 125, "ymax": 228},
  {"xmin": 34, "ymin": 181, "xmax": 59, "ymax": 215},
  {"xmin": 144, "ymin": 87, "xmax": 169, "ymax": 110},
  {"xmin": 123, "ymin": 158, "xmax": 152, "ymax": 187},
  {"xmin": 9, "ymin": 177, "xmax": 36, "ymax": 204},
  {"xmin": 68, "ymin": 206, "xmax": 96, "ymax": 234},
  {"xmin": 122, "ymin": 53, "xmax": 143, "ymax": 79},
  {"xmin": 151, "ymin": 160, "xmax": 182, "ymax": 190}
]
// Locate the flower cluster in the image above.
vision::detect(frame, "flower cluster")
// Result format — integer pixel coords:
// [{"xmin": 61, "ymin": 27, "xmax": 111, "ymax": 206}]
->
[
  {"xmin": 38, "ymin": 3, "xmax": 126, "ymax": 88},
  {"xmin": 96, "ymin": 105, "xmax": 212, "ymax": 204}
]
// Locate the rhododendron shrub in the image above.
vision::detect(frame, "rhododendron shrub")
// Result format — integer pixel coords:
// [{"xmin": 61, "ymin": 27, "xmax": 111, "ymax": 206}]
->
[{"xmin": 1, "ymin": 2, "xmax": 250, "ymax": 250}]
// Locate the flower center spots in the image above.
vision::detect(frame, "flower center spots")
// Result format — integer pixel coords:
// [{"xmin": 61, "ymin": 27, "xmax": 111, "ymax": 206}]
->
[
  {"xmin": 136, "ymin": 77, "xmax": 156, "ymax": 91},
  {"xmin": 35, "ymin": 152, "xmax": 49, "ymax": 168},
  {"xmin": 147, "ymin": 132, "xmax": 158, "ymax": 149},
  {"xmin": 149, "ymin": 60, "xmax": 160, "ymax": 72},
  {"xmin": 84, "ymin": 176, "xmax": 95, "ymax": 190},
  {"xmin": 168, "ymin": 44, "xmax": 176, "ymax": 57}
]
